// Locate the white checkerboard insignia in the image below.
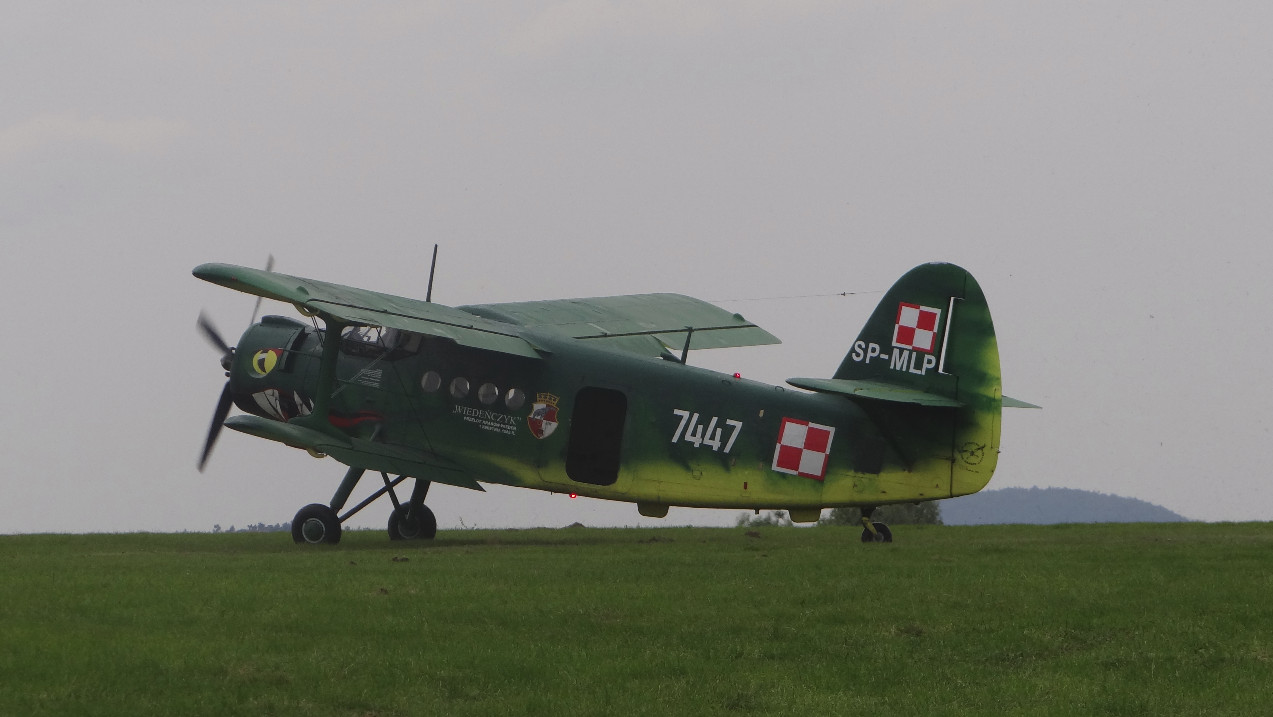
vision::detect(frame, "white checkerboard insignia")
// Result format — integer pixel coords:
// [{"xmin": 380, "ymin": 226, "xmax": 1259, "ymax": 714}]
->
[
  {"xmin": 892, "ymin": 302, "xmax": 942, "ymax": 353},
  {"xmin": 771, "ymin": 418, "xmax": 836, "ymax": 480}
]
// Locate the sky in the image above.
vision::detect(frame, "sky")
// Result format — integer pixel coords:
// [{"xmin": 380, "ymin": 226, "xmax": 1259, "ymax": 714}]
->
[{"xmin": 2, "ymin": 2, "xmax": 1271, "ymax": 533}]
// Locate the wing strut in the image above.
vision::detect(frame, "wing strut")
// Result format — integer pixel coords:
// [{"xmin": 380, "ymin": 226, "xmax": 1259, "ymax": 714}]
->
[
  {"xmin": 679, "ymin": 327, "xmax": 694, "ymax": 364},
  {"xmin": 291, "ymin": 314, "xmax": 349, "ymax": 437},
  {"xmin": 425, "ymin": 244, "xmax": 438, "ymax": 303}
]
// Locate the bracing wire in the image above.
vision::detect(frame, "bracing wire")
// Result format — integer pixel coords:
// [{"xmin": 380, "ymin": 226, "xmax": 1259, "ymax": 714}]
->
[{"xmin": 709, "ymin": 289, "xmax": 883, "ymax": 303}]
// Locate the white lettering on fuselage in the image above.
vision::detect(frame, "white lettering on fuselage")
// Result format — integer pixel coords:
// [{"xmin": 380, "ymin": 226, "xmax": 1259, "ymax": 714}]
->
[
  {"xmin": 850, "ymin": 341, "xmax": 938, "ymax": 376},
  {"xmin": 453, "ymin": 405, "xmax": 519, "ymax": 436},
  {"xmin": 670, "ymin": 409, "xmax": 743, "ymax": 453}
]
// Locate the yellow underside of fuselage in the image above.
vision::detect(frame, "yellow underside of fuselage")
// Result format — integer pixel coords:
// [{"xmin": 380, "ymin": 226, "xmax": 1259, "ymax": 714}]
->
[{"xmin": 447, "ymin": 445, "xmax": 996, "ymax": 513}]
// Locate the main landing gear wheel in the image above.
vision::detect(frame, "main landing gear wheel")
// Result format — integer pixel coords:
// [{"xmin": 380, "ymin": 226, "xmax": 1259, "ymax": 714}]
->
[
  {"xmin": 388, "ymin": 503, "xmax": 437, "ymax": 541},
  {"xmin": 861, "ymin": 521, "xmax": 893, "ymax": 543},
  {"xmin": 292, "ymin": 503, "xmax": 342, "ymax": 545}
]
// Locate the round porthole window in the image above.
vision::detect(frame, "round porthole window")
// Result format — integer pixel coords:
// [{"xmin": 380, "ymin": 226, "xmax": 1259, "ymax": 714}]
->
[
  {"xmin": 421, "ymin": 371, "xmax": 442, "ymax": 393},
  {"xmin": 450, "ymin": 377, "xmax": 470, "ymax": 400},
  {"xmin": 478, "ymin": 383, "xmax": 499, "ymax": 405},
  {"xmin": 505, "ymin": 388, "xmax": 526, "ymax": 411}
]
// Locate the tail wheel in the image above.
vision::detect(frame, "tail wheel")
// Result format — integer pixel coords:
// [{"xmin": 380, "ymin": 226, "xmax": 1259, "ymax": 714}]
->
[
  {"xmin": 292, "ymin": 503, "xmax": 342, "ymax": 545},
  {"xmin": 860, "ymin": 521, "xmax": 893, "ymax": 543},
  {"xmin": 388, "ymin": 503, "xmax": 437, "ymax": 541}
]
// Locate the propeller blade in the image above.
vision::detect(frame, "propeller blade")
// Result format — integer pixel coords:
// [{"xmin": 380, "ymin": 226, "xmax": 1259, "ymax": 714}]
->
[
  {"xmin": 198, "ymin": 381, "xmax": 234, "ymax": 472},
  {"xmin": 197, "ymin": 311, "xmax": 232, "ymax": 357},
  {"xmin": 249, "ymin": 254, "xmax": 275, "ymax": 324}
]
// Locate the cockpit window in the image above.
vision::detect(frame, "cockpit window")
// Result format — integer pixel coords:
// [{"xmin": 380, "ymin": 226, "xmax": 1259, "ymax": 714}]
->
[
  {"xmin": 340, "ymin": 326, "xmax": 421, "ymax": 360},
  {"xmin": 341, "ymin": 326, "xmax": 391, "ymax": 358}
]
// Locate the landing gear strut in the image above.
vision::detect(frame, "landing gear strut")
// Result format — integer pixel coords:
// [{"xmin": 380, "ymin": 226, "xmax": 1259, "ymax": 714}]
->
[
  {"xmin": 290, "ymin": 465, "xmax": 436, "ymax": 545},
  {"xmin": 859, "ymin": 507, "xmax": 893, "ymax": 544},
  {"xmin": 387, "ymin": 477, "xmax": 436, "ymax": 540},
  {"xmin": 388, "ymin": 503, "xmax": 437, "ymax": 540}
]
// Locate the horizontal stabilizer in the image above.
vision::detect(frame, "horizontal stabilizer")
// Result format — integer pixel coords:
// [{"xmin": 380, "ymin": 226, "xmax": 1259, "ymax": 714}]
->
[
  {"xmin": 1003, "ymin": 396, "xmax": 1041, "ymax": 409},
  {"xmin": 786, "ymin": 377, "xmax": 965, "ymax": 407}
]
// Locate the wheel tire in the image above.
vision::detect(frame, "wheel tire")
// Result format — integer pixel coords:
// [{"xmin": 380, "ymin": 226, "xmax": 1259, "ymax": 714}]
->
[
  {"xmin": 387, "ymin": 503, "xmax": 437, "ymax": 541},
  {"xmin": 292, "ymin": 503, "xmax": 342, "ymax": 545},
  {"xmin": 873, "ymin": 521, "xmax": 893, "ymax": 543},
  {"xmin": 860, "ymin": 521, "xmax": 893, "ymax": 543}
]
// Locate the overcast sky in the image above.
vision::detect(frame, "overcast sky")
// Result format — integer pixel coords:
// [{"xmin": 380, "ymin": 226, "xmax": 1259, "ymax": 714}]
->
[{"xmin": 3, "ymin": 2, "xmax": 1270, "ymax": 533}]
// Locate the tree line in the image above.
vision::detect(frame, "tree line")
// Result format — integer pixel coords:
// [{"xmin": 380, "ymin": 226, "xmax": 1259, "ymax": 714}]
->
[
  {"xmin": 737, "ymin": 502, "xmax": 942, "ymax": 527},
  {"xmin": 211, "ymin": 522, "xmax": 291, "ymax": 533}
]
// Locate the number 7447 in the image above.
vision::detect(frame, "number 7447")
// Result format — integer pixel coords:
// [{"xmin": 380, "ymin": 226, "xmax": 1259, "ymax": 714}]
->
[{"xmin": 670, "ymin": 409, "xmax": 743, "ymax": 453}]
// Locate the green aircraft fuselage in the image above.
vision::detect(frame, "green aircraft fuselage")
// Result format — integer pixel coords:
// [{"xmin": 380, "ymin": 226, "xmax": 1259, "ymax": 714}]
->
[{"xmin": 197, "ymin": 261, "xmax": 1027, "ymax": 533}]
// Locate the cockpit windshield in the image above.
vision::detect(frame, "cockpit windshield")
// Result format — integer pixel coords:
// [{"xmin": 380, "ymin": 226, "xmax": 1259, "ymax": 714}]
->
[{"xmin": 340, "ymin": 326, "xmax": 422, "ymax": 360}]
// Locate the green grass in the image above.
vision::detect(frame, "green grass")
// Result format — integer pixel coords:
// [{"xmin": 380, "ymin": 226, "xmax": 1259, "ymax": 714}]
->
[{"xmin": 1, "ymin": 523, "xmax": 1271, "ymax": 716}]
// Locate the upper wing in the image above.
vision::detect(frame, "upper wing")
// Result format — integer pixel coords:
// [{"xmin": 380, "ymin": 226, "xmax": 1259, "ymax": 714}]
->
[
  {"xmin": 460, "ymin": 294, "xmax": 780, "ymax": 357},
  {"xmin": 193, "ymin": 263, "xmax": 543, "ymax": 359},
  {"xmin": 194, "ymin": 264, "xmax": 779, "ymax": 359}
]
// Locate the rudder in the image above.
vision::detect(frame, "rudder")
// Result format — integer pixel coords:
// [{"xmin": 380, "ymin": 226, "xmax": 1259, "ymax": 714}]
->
[{"xmin": 834, "ymin": 263, "xmax": 1003, "ymax": 497}]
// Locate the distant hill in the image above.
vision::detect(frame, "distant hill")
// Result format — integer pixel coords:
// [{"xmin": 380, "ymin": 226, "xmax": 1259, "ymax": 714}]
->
[{"xmin": 940, "ymin": 487, "xmax": 1188, "ymax": 525}]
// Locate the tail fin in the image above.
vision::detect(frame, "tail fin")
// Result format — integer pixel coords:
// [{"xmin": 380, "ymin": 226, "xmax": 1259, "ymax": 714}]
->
[
  {"xmin": 789, "ymin": 263, "xmax": 1003, "ymax": 497},
  {"xmin": 835, "ymin": 263, "xmax": 999, "ymax": 398}
]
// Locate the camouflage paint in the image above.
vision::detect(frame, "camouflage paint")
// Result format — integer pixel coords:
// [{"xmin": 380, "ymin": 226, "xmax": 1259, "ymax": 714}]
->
[{"xmin": 201, "ymin": 262, "xmax": 1008, "ymax": 521}]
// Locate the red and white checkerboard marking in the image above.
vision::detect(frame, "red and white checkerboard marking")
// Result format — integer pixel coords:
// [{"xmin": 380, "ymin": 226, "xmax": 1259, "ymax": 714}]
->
[
  {"xmin": 771, "ymin": 418, "xmax": 836, "ymax": 480},
  {"xmin": 892, "ymin": 303, "xmax": 942, "ymax": 353}
]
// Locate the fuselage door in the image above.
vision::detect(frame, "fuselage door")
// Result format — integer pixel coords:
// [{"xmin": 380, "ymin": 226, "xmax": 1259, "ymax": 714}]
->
[{"xmin": 565, "ymin": 386, "xmax": 628, "ymax": 488}]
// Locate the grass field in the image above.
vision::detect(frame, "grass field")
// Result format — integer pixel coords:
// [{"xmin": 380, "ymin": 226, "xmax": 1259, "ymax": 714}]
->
[{"xmin": 2, "ymin": 523, "xmax": 1271, "ymax": 716}]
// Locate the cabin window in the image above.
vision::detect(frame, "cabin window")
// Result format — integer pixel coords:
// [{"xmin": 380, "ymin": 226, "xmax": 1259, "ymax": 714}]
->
[
  {"xmin": 566, "ymin": 387, "xmax": 627, "ymax": 486},
  {"xmin": 450, "ymin": 377, "xmax": 470, "ymax": 400},
  {"xmin": 478, "ymin": 383, "xmax": 500, "ymax": 405},
  {"xmin": 421, "ymin": 371, "xmax": 442, "ymax": 393},
  {"xmin": 505, "ymin": 388, "xmax": 526, "ymax": 411}
]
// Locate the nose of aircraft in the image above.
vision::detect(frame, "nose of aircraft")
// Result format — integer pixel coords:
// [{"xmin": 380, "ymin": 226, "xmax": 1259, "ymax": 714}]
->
[
  {"xmin": 194, "ymin": 255, "xmax": 278, "ymax": 472},
  {"xmin": 196, "ymin": 312, "xmax": 237, "ymax": 471}
]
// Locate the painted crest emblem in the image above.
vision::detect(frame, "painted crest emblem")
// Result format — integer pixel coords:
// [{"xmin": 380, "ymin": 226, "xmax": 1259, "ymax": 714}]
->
[{"xmin": 528, "ymin": 393, "xmax": 560, "ymax": 440}]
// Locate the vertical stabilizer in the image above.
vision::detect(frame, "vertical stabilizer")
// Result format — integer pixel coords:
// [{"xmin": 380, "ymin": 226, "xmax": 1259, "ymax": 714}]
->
[{"xmin": 833, "ymin": 263, "xmax": 1003, "ymax": 497}]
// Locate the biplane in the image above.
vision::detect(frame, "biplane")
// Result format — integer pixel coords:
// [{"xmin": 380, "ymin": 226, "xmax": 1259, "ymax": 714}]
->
[{"xmin": 195, "ymin": 259, "xmax": 1034, "ymax": 544}]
